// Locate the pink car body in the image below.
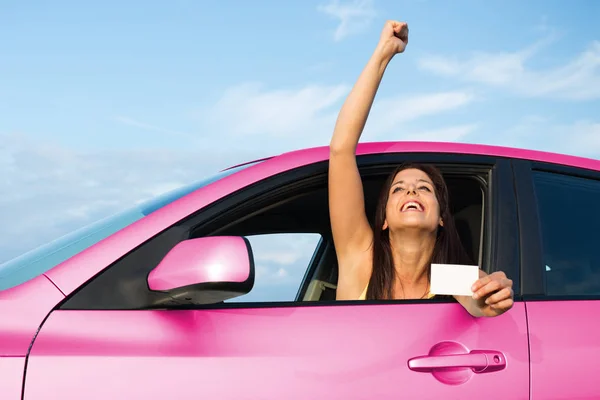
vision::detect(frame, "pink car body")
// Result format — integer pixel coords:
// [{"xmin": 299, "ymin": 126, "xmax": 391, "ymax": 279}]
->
[{"xmin": 1, "ymin": 141, "xmax": 599, "ymax": 399}]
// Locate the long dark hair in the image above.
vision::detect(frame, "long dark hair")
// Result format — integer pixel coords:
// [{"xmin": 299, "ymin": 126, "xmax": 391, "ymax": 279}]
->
[{"xmin": 366, "ymin": 163, "xmax": 472, "ymax": 300}]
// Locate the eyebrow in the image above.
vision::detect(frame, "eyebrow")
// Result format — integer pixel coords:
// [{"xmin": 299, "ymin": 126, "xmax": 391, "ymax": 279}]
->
[{"xmin": 392, "ymin": 179, "xmax": 433, "ymax": 187}]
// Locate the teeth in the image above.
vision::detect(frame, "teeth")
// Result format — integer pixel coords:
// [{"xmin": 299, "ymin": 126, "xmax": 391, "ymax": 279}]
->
[{"xmin": 402, "ymin": 201, "xmax": 422, "ymax": 211}]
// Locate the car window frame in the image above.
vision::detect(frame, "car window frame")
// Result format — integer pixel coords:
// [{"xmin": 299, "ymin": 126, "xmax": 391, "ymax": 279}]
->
[
  {"xmin": 60, "ymin": 153, "xmax": 519, "ymax": 310},
  {"xmin": 198, "ymin": 153, "xmax": 520, "ymax": 307},
  {"xmin": 514, "ymin": 158, "xmax": 600, "ymax": 300}
]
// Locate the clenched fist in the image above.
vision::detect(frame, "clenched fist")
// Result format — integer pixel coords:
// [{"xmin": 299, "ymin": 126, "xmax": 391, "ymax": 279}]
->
[{"xmin": 378, "ymin": 20, "xmax": 409, "ymax": 59}]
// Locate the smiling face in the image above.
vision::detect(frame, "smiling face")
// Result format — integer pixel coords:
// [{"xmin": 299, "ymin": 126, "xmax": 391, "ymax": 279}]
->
[
  {"xmin": 382, "ymin": 168, "xmax": 443, "ymax": 233},
  {"xmin": 370, "ymin": 163, "xmax": 471, "ymax": 299}
]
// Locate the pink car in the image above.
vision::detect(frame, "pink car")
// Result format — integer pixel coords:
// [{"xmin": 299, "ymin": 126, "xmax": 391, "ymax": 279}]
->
[{"xmin": 1, "ymin": 141, "xmax": 599, "ymax": 399}]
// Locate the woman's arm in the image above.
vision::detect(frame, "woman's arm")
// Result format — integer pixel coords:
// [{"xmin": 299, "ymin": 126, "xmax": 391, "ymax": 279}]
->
[{"xmin": 329, "ymin": 21, "xmax": 409, "ymax": 264}]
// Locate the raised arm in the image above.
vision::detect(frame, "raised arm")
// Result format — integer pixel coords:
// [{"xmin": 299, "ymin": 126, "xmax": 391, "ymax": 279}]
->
[{"xmin": 328, "ymin": 21, "xmax": 409, "ymax": 261}]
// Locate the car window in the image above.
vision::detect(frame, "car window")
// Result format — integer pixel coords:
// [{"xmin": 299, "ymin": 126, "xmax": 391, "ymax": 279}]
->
[
  {"xmin": 59, "ymin": 159, "xmax": 496, "ymax": 310},
  {"xmin": 533, "ymin": 171, "xmax": 600, "ymax": 296},
  {"xmin": 0, "ymin": 161, "xmax": 262, "ymax": 291},
  {"xmin": 226, "ymin": 233, "xmax": 323, "ymax": 303}
]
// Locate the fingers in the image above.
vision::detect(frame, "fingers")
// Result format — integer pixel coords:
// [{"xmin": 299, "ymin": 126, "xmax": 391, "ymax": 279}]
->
[
  {"xmin": 471, "ymin": 271, "xmax": 505, "ymax": 293},
  {"xmin": 472, "ymin": 272, "xmax": 512, "ymax": 300},
  {"xmin": 471, "ymin": 274, "xmax": 491, "ymax": 293},
  {"xmin": 484, "ymin": 287, "xmax": 513, "ymax": 305},
  {"xmin": 397, "ymin": 24, "xmax": 408, "ymax": 42},
  {"xmin": 473, "ymin": 279, "xmax": 502, "ymax": 299},
  {"xmin": 386, "ymin": 20, "xmax": 408, "ymax": 33},
  {"xmin": 490, "ymin": 297, "xmax": 514, "ymax": 311},
  {"xmin": 469, "ymin": 270, "xmax": 514, "ymax": 314}
]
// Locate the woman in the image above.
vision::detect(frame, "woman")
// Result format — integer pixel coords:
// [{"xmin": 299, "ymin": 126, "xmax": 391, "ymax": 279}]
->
[{"xmin": 328, "ymin": 20, "xmax": 514, "ymax": 317}]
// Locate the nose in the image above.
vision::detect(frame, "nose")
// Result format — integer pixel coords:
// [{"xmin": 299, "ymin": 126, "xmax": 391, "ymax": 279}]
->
[{"xmin": 406, "ymin": 186, "xmax": 418, "ymax": 196}]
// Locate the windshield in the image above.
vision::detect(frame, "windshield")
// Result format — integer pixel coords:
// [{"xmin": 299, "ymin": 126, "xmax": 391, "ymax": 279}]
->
[{"xmin": 0, "ymin": 162, "xmax": 260, "ymax": 291}]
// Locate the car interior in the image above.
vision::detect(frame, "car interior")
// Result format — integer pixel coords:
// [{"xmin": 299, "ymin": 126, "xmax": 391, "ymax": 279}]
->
[{"xmin": 208, "ymin": 164, "xmax": 486, "ymax": 302}]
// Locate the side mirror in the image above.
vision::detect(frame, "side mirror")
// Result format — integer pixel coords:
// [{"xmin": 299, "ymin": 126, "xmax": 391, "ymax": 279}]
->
[{"xmin": 147, "ymin": 236, "xmax": 255, "ymax": 306}]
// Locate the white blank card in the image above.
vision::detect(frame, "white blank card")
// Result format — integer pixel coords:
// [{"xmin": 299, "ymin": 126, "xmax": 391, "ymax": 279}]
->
[{"xmin": 430, "ymin": 264, "xmax": 479, "ymax": 296}]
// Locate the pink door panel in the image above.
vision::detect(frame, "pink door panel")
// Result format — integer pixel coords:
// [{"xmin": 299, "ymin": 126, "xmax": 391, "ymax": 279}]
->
[
  {"xmin": 0, "ymin": 357, "xmax": 25, "ymax": 399},
  {"xmin": 0, "ymin": 276, "xmax": 65, "ymax": 356},
  {"xmin": 25, "ymin": 303, "xmax": 529, "ymax": 399},
  {"xmin": 526, "ymin": 301, "xmax": 600, "ymax": 399}
]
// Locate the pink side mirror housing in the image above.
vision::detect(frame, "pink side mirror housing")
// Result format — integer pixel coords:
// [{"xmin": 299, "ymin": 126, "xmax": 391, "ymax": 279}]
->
[{"xmin": 147, "ymin": 236, "xmax": 255, "ymax": 306}]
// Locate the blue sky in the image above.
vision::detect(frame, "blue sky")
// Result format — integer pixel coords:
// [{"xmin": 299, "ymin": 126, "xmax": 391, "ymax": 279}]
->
[{"xmin": 1, "ymin": 0, "xmax": 599, "ymax": 299}]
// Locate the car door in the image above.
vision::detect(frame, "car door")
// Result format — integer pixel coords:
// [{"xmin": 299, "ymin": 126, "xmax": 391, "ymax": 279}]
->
[
  {"xmin": 23, "ymin": 155, "xmax": 530, "ymax": 400},
  {"xmin": 514, "ymin": 160, "xmax": 600, "ymax": 400},
  {"xmin": 25, "ymin": 298, "xmax": 530, "ymax": 399}
]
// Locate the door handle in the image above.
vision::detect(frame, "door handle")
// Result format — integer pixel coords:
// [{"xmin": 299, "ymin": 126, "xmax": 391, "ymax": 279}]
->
[{"xmin": 408, "ymin": 350, "xmax": 506, "ymax": 373}]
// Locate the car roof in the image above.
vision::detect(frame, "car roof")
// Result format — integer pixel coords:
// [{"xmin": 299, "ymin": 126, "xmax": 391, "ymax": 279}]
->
[{"xmin": 253, "ymin": 141, "xmax": 600, "ymax": 172}]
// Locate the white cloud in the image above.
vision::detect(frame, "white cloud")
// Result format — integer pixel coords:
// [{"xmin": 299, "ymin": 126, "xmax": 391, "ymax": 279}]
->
[
  {"xmin": 255, "ymin": 251, "xmax": 302, "ymax": 266},
  {"xmin": 401, "ymin": 124, "xmax": 479, "ymax": 142},
  {"xmin": 317, "ymin": 0, "xmax": 376, "ymax": 42},
  {"xmin": 114, "ymin": 116, "xmax": 197, "ymax": 141},
  {"xmin": 567, "ymin": 121, "xmax": 600, "ymax": 152},
  {"xmin": 205, "ymin": 82, "xmax": 476, "ymax": 148},
  {"xmin": 210, "ymin": 82, "xmax": 349, "ymax": 137},
  {"xmin": 418, "ymin": 39, "xmax": 600, "ymax": 100},
  {"xmin": 204, "ymin": 82, "xmax": 350, "ymax": 151},
  {"xmin": 478, "ymin": 115, "xmax": 600, "ymax": 158},
  {"xmin": 364, "ymin": 91, "xmax": 476, "ymax": 138},
  {"xmin": 0, "ymin": 133, "xmax": 259, "ymax": 263}
]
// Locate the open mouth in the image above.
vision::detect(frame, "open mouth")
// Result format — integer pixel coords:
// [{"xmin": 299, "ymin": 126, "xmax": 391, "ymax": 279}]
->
[{"xmin": 401, "ymin": 200, "xmax": 424, "ymax": 212}]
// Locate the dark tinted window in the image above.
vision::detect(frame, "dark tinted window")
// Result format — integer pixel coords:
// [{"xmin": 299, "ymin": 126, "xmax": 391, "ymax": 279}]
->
[{"xmin": 533, "ymin": 171, "xmax": 600, "ymax": 296}]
